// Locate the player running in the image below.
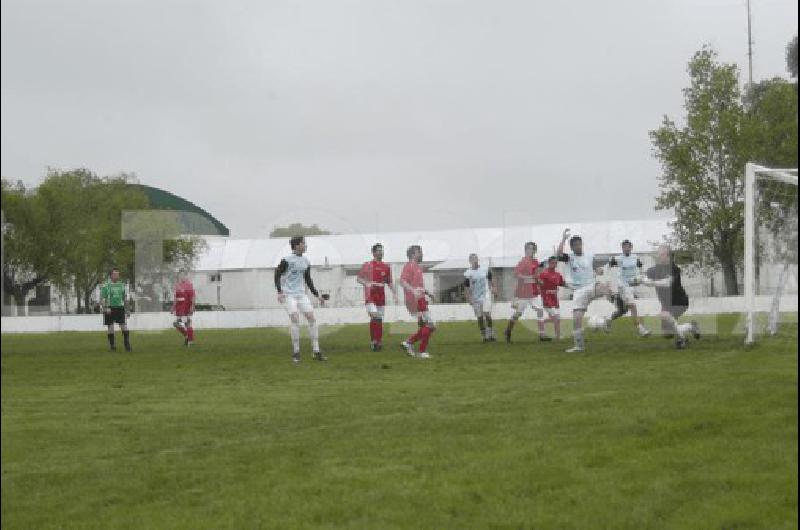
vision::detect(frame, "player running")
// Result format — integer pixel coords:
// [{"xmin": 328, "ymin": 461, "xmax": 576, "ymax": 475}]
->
[
  {"xmin": 557, "ymin": 228, "xmax": 613, "ymax": 353},
  {"xmin": 634, "ymin": 245, "xmax": 700, "ymax": 349},
  {"xmin": 505, "ymin": 242, "xmax": 550, "ymax": 343},
  {"xmin": 463, "ymin": 253, "xmax": 498, "ymax": 342},
  {"xmin": 538, "ymin": 256, "xmax": 566, "ymax": 340},
  {"xmin": 399, "ymin": 245, "xmax": 435, "ymax": 359},
  {"xmin": 171, "ymin": 271, "xmax": 196, "ymax": 347},
  {"xmin": 275, "ymin": 236, "xmax": 327, "ymax": 363},
  {"xmin": 607, "ymin": 240, "xmax": 651, "ymax": 337},
  {"xmin": 357, "ymin": 243, "xmax": 396, "ymax": 351},
  {"xmin": 101, "ymin": 268, "xmax": 132, "ymax": 352}
]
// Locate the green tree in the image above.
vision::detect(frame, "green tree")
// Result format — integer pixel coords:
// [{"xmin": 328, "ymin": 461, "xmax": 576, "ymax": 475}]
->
[
  {"xmin": 744, "ymin": 77, "xmax": 798, "ymax": 168},
  {"xmin": 787, "ymin": 35, "xmax": 797, "ymax": 78},
  {"xmin": 650, "ymin": 47, "xmax": 751, "ymax": 295},
  {"xmin": 269, "ymin": 223, "xmax": 332, "ymax": 238}
]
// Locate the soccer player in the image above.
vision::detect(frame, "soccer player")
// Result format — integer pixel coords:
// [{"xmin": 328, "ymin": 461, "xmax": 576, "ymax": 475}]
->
[
  {"xmin": 275, "ymin": 236, "xmax": 327, "ymax": 363},
  {"xmin": 101, "ymin": 268, "xmax": 131, "ymax": 352},
  {"xmin": 463, "ymin": 253, "xmax": 498, "ymax": 342},
  {"xmin": 538, "ymin": 256, "xmax": 566, "ymax": 340},
  {"xmin": 557, "ymin": 228, "xmax": 613, "ymax": 353},
  {"xmin": 171, "ymin": 271, "xmax": 196, "ymax": 347},
  {"xmin": 357, "ymin": 243, "xmax": 396, "ymax": 351},
  {"xmin": 399, "ymin": 245, "xmax": 435, "ymax": 359},
  {"xmin": 635, "ymin": 244, "xmax": 700, "ymax": 349},
  {"xmin": 608, "ymin": 240, "xmax": 651, "ymax": 337},
  {"xmin": 505, "ymin": 242, "xmax": 549, "ymax": 343}
]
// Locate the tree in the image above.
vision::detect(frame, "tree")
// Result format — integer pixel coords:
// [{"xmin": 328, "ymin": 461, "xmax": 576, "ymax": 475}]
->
[
  {"xmin": 650, "ymin": 47, "xmax": 751, "ymax": 295},
  {"xmin": 787, "ymin": 35, "xmax": 798, "ymax": 79},
  {"xmin": 269, "ymin": 223, "xmax": 332, "ymax": 238},
  {"xmin": 744, "ymin": 77, "xmax": 798, "ymax": 168}
]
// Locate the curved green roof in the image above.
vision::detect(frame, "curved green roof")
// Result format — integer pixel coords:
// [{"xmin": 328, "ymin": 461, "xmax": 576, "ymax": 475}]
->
[{"xmin": 132, "ymin": 184, "xmax": 230, "ymax": 236}]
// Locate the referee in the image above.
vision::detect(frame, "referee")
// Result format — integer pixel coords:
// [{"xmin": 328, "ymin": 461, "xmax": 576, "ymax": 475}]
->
[{"xmin": 101, "ymin": 268, "xmax": 132, "ymax": 352}]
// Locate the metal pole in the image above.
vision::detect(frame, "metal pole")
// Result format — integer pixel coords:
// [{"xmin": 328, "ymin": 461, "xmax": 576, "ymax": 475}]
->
[
  {"xmin": 747, "ymin": 0, "xmax": 754, "ymax": 86},
  {"xmin": 744, "ymin": 163, "xmax": 757, "ymax": 344}
]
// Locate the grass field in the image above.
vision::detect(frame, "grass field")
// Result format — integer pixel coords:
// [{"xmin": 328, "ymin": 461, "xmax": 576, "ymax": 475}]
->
[{"xmin": 2, "ymin": 314, "xmax": 797, "ymax": 529}]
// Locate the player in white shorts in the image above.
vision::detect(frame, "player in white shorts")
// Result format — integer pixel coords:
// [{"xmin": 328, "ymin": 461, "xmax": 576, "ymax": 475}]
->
[
  {"xmin": 275, "ymin": 236, "xmax": 328, "ymax": 363},
  {"xmin": 463, "ymin": 253, "xmax": 498, "ymax": 342},
  {"xmin": 557, "ymin": 228, "xmax": 613, "ymax": 352},
  {"xmin": 607, "ymin": 239, "xmax": 651, "ymax": 337}
]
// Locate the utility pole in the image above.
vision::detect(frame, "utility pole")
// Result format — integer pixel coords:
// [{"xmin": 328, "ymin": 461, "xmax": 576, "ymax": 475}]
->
[{"xmin": 747, "ymin": 0, "xmax": 754, "ymax": 86}]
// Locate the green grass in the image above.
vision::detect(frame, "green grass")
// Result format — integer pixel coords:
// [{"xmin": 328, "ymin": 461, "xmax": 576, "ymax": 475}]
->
[{"xmin": 2, "ymin": 314, "xmax": 797, "ymax": 529}]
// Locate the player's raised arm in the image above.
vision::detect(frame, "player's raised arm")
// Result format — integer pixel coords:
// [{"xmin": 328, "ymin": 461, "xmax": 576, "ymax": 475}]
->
[{"xmin": 556, "ymin": 228, "xmax": 570, "ymax": 257}]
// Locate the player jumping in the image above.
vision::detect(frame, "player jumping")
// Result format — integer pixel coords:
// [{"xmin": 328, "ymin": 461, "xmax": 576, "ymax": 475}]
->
[
  {"xmin": 101, "ymin": 268, "xmax": 131, "ymax": 352},
  {"xmin": 275, "ymin": 236, "xmax": 327, "ymax": 363},
  {"xmin": 171, "ymin": 271, "xmax": 196, "ymax": 347},
  {"xmin": 557, "ymin": 228, "xmax": 613, "ymax": 353},
  {"xmin": 538, "ymin": 256, "xmax": 566, "ymax": 340},
  {"xmin": 357, "ymin": 243, "xmax": 396, "ymax": 351},
  {"xmin": 505, "ymin": 242, "xmax": 550, "ymax": 343},
  {"xmin": 607, "ymin": 239, "xmax": 651, "ymax": 337},
  {"xmin": 400, "ymin": 245, "xmax": 435, "ymax": 359},
  {"xmin": 463, "ymin": 253, "xmax": 498, "ymax": 342}
]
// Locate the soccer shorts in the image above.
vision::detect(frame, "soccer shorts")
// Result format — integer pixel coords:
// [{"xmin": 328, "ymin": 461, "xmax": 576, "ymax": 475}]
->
[
  {"xmin": 617, "ymin": 284, "xmax": 637, "ymax": 305},
  {"xmin": 174, "ymin": 304, "xmax": 193, "ymax": 318},
  {"xmin": 572, "ymin": 284, "xmax": 604, "ymax": 311},
  {"xmin": 103, "ymin": 307, "xmax": 126, "ymax": 326},
  {"xmin": 366, "ymin": 303, "xmax": 385, "ymax": 319},
  {"xmin": 512, "ymin": 296, "xmax": 543, "ymax": 314},
  {"xmin": 470, "ymin": 294, "xmax": 492, "ymax": 317},
  {"xmin": 543, "ymin": 306, "xmax": 560, "ymax": 319},
  {"xmin": 664, "ymin": 305, "xmax": 688, "ymax": 319},
  {"xmin": 284, "ymin": 294, "xmax": 313, "ymax": 314}
]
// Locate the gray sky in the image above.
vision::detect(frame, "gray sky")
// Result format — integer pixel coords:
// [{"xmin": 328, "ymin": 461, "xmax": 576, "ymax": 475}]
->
[{"xmin": 2, "ymin": 0, "xmax": 797, "ymax": 237}]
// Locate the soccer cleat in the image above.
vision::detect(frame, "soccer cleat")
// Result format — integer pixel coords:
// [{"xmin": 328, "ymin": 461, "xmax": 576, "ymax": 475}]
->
[
  {"xmin": 638, "ymin": 326, "xmax": 652, "ymax": 337},
  {"xmin": 110, "ymin": 345, "xmax": 117, "ymax": 352},
  {"xmin": 691, "ymin": 321, "xmax": 701, "ymax": 340},
  {"xmin": 370, "ymin": 342, "xmax": 378, "ymax": 352},
  {"xmin": 418, "ymin": 351, "xmax": 431, "ymax": 359},
  {"xmin": 539, "ymin": 335, "xmax": 553, "ymax": 342},
  {"xmin": 124, "ymin": 345, "xmax": 132, "ymax": 352},
  {"xmin": 292, "ymin": 352, "xmax": 301, "ymax": 364},
  {"xmin": 375, "ymin": 343, "xmax": 383, "ymax": 352},
  {"xmin": 675, "ymin": 337, "xmax": 688, "ymax": 350},
  {"xmin": 401, "ymin": 341, "xmax": 416, "ymax": 357},
  {"xmin": 565, "ymin": 346, "xmax": 584, "ymax": 353},
  {"xmin": 313, "ymin": 351, "xmax": 328, "ymax": 361}
]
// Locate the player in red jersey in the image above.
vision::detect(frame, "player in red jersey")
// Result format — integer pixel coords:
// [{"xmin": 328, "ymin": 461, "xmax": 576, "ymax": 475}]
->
[
  {"xmin": 399, "ymin": 245, "xmax": 435, "ymax": 359},
  {"xmin": 538, "ymin": 256, "xmax": 566, "ymax": 340},
  {"xmin": 357, "ymin": 243, "xmax": 396, "ymax": 351},
  {"xmin": 172, "ymin": 271, "xmax": 196, "ymax": 347},
  {"xmin": 505, "ymin": 242, "xmax": 550, "ymax": 343}
]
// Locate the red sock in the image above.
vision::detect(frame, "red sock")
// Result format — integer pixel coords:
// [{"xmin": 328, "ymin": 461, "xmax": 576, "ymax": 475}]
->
[
  {"xmin": 371, "ymin": 320, "xmax": 380, "ymax": 342},
  {"xmin": 187, "ymin": 327, "xmax": 194, "ymax": 341},
  {"xmin": 419, "ymin": 326, "xmax": 433, "ymax": 352},
  {"xmin": 408, "ymin": 328, "xmax": 423, "ymax": 344},
  {"xmin": 375, "ymin": 320, "xmax": 383, "ymax": 343}
]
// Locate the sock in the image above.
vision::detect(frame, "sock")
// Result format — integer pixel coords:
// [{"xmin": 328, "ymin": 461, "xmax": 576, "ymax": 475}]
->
[
  {"xmin": 574, "ymin": 329, "xmax": 584, "ymax": 349},
  {"xmin": 122, "ymin": 330, "xmax": 130, "ymax": 348},
  {"xmin": 677, "ymin": 323, "xmax": 693, "ymax": 337},
  {"xmin": 486, "ymin": 315, "xmax": 493, "ymax": 329},
  {"xmin": 107, "ymin": 333, "xmax": 115, "ymax": 348},
  {"xmin": 408, "ymin": 327, "xmax": 424, "ymax": 344},
  {"xmin": 477, "ymin": 316, "xmax": 486, "ymax": 336},
  {"xmin": 290, "ymin": 322, "xmax": 300, "ymax": 353},
  {"xmin": 537, "ymin": 318, "xmax": 546, "ymax": 336},
  {"xmin": 375, "ymin": 319, "xmax": 383, "ymax": 343},
  {"xmin": 419, "ymin": 326, "xmax": 434, "ymax": 352},
  {"xmin": 175, "ymin": 323, "xmax": 187, "ymax": 336},
  {"xmin": 187, "ymin": 326, "xmax": 194, "ymax": 341},
  {"xmin": 309, "ymin": 322, "xmax": 320, "ymax": 352},
  {"xmin": 506, "ymin": 317, "xmax": 517, "ymax": 335},
  {"xmin": 369, "ymin": 320, "xmax": 377, "ymax": 342}
]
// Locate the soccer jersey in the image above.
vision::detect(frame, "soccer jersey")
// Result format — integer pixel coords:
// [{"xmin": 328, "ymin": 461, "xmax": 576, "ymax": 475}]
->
[
  {"xmin": 514, "ymin": 257, "xmax": 541, "ymax": 298},
  {"xmin": 174, "ymin": 279, "xmax": 195, "ymax": 315},
  {"xmin": 358, "ymin": 260, "xmax": 392, "ymax": 306},
  {"xmin": 463, "ymin": 266, "xmax": 492, "ymax": 300},
  {"xmin": 610, "ymin": 253, "xmax": 643, "ymax": 286},
  {"xmin": 401, "ymin": 261, "xmax": 426, "ymax": 311},
  {"xmin": 560, "ymin": 252, "xmax": 595, "ymax": 289},
  {"xmin": 646, "ymin": 263, "xmax": 689, "ymax": 309},
  {"xmin": 101, "ymin": 280, "xmax": 126, "ymax": 308},
  {"xmin": 275, "ymin": 254, "xmax": 318, "ymax": 296},
  {"xmin": 538, "ymin": 269, "xmax": 565, "ymax": 308}
]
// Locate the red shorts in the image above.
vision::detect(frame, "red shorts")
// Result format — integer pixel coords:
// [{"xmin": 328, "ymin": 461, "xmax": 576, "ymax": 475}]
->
[
  {"xmin": 174, "ymin": 304, "xmax": 193, "ymax": 317},
  {"xmin": 405, "ymin": 297, "xmax": 428, "ymax": 314}
]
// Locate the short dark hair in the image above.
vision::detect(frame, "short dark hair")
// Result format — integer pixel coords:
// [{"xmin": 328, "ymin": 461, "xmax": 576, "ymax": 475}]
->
[
  {"xmin": 110, "ymin": 267, "xmax": 119, "ymax": 274},
  {"xmin": 290, "ymin": 236, "xmax": 305, "ymax": 250},
  {"xmin": 621, "ymin": 239, "xmax": 632, "ymax": 247},
  {"xmin": 406, "ymin": 244, "xmax": 421, "ymax": 259},
  {"xmin": 524, "ymin": 241, "xmax": 537, "ymax": 251},
  {"xmin": 371, "ymin": 243, "xmax": 383, "ymax": 254},
  {"xmin": 569, "ymin": 235, "xmax": 582, "ymax": 246}
]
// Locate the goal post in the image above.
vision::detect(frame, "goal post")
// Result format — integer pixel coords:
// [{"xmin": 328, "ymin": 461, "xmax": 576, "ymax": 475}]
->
[{"xmin": 744, "ymin": 163, "xmax": 799, "ymax": 344}]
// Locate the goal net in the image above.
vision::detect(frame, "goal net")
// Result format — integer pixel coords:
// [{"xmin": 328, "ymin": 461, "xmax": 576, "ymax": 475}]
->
[{"xmin": 744, "ymin": 163, "xmax": 798, "ymax": 344}]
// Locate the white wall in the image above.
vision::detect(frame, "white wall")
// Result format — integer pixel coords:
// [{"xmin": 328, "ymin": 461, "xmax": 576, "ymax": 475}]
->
[{"xmin": 2, "ymin": 295, "xmax": 795, "ymax": 333}]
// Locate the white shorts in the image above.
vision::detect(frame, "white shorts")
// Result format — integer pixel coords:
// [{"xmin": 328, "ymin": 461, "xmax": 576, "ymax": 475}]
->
[
  {"xmin": 617, "ymin": 284, "xmax": 637, "ymax": 305},
  {"xmin": 470, "ymin": 295, "xmax": 492, "ymax": 317},
  {"xmin": 284, "ymin": 294, "xmax": 313, "ymax": 315},
  {"xmin": 543, "ymin": 306, "xmax": 560, "ymax": 319},
  {"xmin": 572, "ymin": 284, "xmax": 604, "ymax": 311},
  {"xmin": 366, "ymin": 303, "xmax": 385, "ymax": 318},
  {"xmin": 513, "ymin": 296, "xmax": 543, "ymax": 314}
]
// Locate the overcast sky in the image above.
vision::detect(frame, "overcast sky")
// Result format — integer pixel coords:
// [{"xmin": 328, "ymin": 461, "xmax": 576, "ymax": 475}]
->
[{"xmin": 1, "ymin": 0, "xmax": 797, "ymax": 237}]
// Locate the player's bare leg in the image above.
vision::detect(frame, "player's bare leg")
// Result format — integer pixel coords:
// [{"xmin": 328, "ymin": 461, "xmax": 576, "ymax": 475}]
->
[
  {"xmin": 535, "ymin": 309, "xmax": 551, "ymax": 341},
  {"xmin": 552, "ymin": 315, "xmax": 562, "ymax": 340},
  {"xmin": 289, "ymin": 312, "xmax": 302, "ymax": 362},
  {"xmin": 629, "ymin": 304, "xmax": 650, "ymax": 337},
  {"xmin": 505, "ymin": 304, "xmax": 522, "ymax": 343}
]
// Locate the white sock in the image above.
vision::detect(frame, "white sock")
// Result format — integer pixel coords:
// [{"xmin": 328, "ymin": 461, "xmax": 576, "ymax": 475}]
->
[
  {"xmin": 677, "ymin": 323, "xmax": 693, "ymax": 336},
  {"xmin": 309, "ymin": 322, "xmax": 320, "ymax": 352},
  {"xmin": 290, "ymin": 322, "xmax": 300, "ymax": 353},
  {"xmin": 574, "ymin": 329, "xmax": 584, "ymax": 348}
]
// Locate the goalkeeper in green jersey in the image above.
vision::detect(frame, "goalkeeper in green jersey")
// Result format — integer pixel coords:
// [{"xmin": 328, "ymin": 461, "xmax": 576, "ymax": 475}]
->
[{"xmin": 100, "ymin": 268, "xmax": 131, "ymax": 352}]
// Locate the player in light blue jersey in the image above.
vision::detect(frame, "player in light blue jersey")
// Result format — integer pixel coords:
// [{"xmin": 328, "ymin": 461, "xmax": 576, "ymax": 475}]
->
[
  {"xmin": 608, "ymin": 239, "xmax": 651, "ymax": 337},
  {"xmin": 274, "ymin": 236, "xmax": 327, "ymax": 363},
  {"xmin": 557, "ymin": 228, "xmax": 613, "ymax": 352},
  {"xmin": 463, "ymin": 253, "xmax": 498, "ymax": 342}
]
